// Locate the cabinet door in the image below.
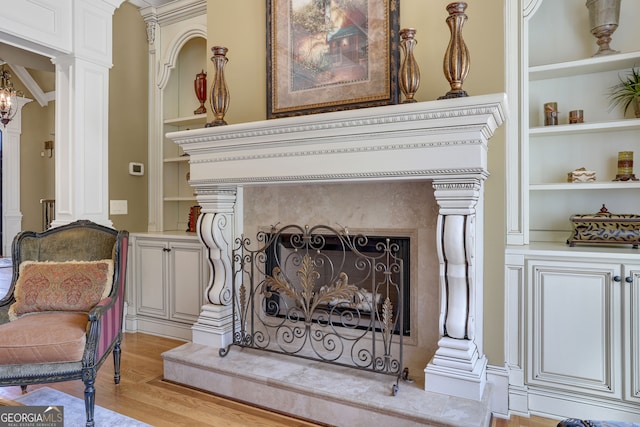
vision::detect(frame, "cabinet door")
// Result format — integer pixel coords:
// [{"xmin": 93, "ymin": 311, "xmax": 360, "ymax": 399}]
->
[
  {"xmin": 168, "ymin": 241, "xmax": 206, "ymax": 323},
  {"xmin": 527, "ymin": 260, "xmax": 622, "ymax": 399},
  {"xmin": 625, "ymin": 263, "xmax": 640, "ymax": 403},
  {"xmin": 135, "ymin": 239, "xmax": 169, "ymax": 319}
]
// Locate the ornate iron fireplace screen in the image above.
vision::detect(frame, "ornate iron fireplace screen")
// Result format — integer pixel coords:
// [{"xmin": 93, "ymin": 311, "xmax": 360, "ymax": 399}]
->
[{"xmin": 220, "ymin": 224, "xmax": 408, "ymax": 395}]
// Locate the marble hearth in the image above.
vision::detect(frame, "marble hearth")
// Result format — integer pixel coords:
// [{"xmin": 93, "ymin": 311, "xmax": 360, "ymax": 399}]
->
[{"xmin": 163, "ymin": 93, "xmax": 507, "ymax": 425}]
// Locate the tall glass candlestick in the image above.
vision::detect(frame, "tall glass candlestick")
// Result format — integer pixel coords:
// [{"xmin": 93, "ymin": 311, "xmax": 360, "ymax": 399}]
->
[
  {"xmin": 399, "ymin": 28, "xmax": 420, "ymax": 103},
  {"xmin": 206, "ymin": 46, "xmax": 230, "ymax": 127},
  {"xmin": 439, "ymin": 2, "xmax": 470, "ymax": 99}
]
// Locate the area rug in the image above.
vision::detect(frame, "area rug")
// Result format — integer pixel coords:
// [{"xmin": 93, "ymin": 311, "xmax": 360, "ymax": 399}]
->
[{"xmin": 14, "ymin": 387, "xmax": 151, "ymax": 427}]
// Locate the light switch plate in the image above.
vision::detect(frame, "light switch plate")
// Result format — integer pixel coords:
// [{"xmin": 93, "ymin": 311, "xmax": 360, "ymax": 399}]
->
[{"xmin": 110, "ymin": 200, "xmax": 128, "ymax": 215}]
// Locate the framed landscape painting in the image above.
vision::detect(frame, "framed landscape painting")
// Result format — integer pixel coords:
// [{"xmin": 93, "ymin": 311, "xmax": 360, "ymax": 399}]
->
[{"xmin": 267, "ymin": 0, "xmax": 400, "ymax": 119}]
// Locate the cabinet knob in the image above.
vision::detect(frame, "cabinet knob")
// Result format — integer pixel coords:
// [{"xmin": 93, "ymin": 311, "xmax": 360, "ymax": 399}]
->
[
  {"xmin": 626, "ymin": 276, "xmax": 633, "ymax": 283},
  {"xmin": 163, "ymin": 247, "xmax": 171, "ymax": 252},
  {"xmin": 613, "ymin": 275, "xmax": 622, "ymax": 282}
]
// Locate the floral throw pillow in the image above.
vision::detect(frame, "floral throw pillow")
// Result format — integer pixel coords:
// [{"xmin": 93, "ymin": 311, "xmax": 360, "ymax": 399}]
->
[{"xmin": 8, "ymin": 259, "xmax": 114, "ymax": 321}]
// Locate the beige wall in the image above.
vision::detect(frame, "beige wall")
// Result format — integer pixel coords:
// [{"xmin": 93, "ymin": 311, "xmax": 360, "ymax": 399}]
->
[
  {"xmin": 108, "ymin": 2, "xmax": 149, "ymax": 233},
  {"xmin": 18, "ymin": 97, "xmax": 55, "ymax": 233},
  {"xmin": 206, "ymin": 0, "xmax": 507, "ymax": 364}
]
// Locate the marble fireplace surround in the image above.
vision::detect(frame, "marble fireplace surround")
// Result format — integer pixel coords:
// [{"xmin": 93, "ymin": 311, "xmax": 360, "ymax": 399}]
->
[{"xmin": 163, "ymin": 93, "xmax": 506, "ymax": 423}]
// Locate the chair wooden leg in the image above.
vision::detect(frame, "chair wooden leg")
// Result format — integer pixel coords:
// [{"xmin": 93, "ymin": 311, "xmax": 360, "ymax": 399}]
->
[
  {"xmin": 83, "ymin": 377, "xmax": 96, "ymax": 427},
  {"xmin": 113, "ymin": 340, "xmax": 121, "ymax": 385}
]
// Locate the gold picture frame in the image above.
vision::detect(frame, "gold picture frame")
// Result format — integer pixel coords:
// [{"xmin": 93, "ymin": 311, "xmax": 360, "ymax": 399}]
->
[{"xmin": 267, "ymin": 0, "xmax": 400, "ymax": 119}]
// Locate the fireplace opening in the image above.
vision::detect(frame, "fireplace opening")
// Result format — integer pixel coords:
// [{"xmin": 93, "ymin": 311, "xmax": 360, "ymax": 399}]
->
[{"xmin": 265, "ymin": 233, "xmax": 411, "ymax": 336}]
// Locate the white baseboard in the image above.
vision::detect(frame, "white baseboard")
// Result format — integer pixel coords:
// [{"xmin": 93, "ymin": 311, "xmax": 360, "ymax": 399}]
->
[{"xmin": 486, "ymin": 364, "xmax": 509, "ymax": 418}]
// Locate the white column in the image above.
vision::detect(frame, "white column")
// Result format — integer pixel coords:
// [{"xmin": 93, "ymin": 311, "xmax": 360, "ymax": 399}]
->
[
  {"xmin": 143, "ymin": 16, "xmax": 163, "ymax": 232},
  {"xmin": 50, "ymin": 0, "xmax": 123, "ymax": 228},
  {"xmin": 191, "ymin": 186, "xmax": 243, "ymax": 348},
  {"xmin": 425, "ymin": 178, "xmax": 487, "ymax": 401},
  {"xmin": 1, "ymin": 97, "xmax": 31, "ymax": 255}
]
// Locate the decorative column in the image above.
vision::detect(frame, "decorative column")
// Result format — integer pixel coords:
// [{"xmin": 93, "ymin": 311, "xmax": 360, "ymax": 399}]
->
[
  {"xmin": 190, "ymin": 186, "xmax": 243, "ymax": 348},
  {"xmin": 1, "ymin": 97, "xmax": 31, "ymax": 255},
  {"xmin": 143, "ymin": 16, "xmax": 163, "ymax": 233},
  {"xmin": 425, "ymin": 178, "xmax": 487, "ymax": 401},
  {"xmin": 51, "ymin": 54, "xmax": 112, "ymax": 228},
  {"xmin": 49, "ymin": 1, "xmax": 123, "ymax": 228}
]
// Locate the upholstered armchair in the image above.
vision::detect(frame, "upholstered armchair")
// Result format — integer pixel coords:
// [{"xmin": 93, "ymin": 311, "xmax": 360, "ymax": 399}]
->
[{"xmin": 0, "ymin": 220, "xmax": 129, "ymax": 427}]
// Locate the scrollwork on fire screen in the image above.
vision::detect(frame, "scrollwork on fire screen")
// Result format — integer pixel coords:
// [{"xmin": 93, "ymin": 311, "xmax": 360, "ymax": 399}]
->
[{"xmin": 220, "ymin": 224, "xmax": 405, "ymax": 387}]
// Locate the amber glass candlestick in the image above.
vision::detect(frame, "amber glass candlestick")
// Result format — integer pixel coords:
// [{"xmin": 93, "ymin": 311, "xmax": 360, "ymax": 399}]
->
[{"xmin": 194, "ymin": 70, "xmax": 207, "ymax": 115}]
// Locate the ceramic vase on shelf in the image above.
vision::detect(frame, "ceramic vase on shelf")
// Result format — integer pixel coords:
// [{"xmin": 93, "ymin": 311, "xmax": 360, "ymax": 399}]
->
[
  {"xmin": 586, "ymin": 0, "xmax": 621, "ymax": 57},
  {"xmin": 194, "ymin": 70, "xmax": 207, "ymax": 115},
  {"xmin": 206, "ymin": 46, "xmax": 230, "ymax": 127},
  {"xmin": 439, "ymin": 2, "xmax": 470, "ymax": 99},
  {"xmin": 399, "ymin": 28, "xmax": 420, "ymax": 103}
]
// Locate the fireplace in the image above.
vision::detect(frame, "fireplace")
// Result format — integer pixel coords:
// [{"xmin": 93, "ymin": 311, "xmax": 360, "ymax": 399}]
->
[
  {"xmin": 162, "ymin": 93, "xmax": 506, "ymax": 425},
  {"xmin": 265, "ymin": 231, "xmax": 411, "ymax": 336}
]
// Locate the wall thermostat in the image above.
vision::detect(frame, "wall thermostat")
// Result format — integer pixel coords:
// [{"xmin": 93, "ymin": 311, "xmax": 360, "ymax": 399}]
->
[{"xmin": 129, "ymin": 162, "xmax": 144, "ymax": 176}]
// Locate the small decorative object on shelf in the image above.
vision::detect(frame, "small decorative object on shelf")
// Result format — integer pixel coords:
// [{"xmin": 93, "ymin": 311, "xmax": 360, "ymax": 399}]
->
[
  {"xmin": 544, "ymin": 102, "xmax": 558, "ymax": 126},
  {"xmin": 439, "ymin": 2, "xmax": 469, "ymax": 99},
  {"xmin": 187, "ymin": 205, "xmax": 201, "ymax": 233},
  {"xmin": 567, "ymin": 167, "xmax": 596, "ymax": 183},
  {"xmin": 613, "ymin": 151, "xmax": 638, "ymax": 181},
  {"xmin": 399, "ymin": 28, "xmax": 420, "ymax": 103},
  {"xmin": 206, "ymin": 46, "xmax": 230, "ymax": 127},
  {"xmin": 586, "ymin": 0, "xmax": 621, "ymax": 57},
  {"xmin": 569, "ymin": 109, "xmax": 584, "ymax": 124},
  {"xmin": 608, "ymin": 67, "xmax": 640, "ymax": 118},
  {"xmin": 194, "ymin": 70, "xmax": 207, "ymax": 115},
  {"xmin": 567, "ymin": 204, "xmax": 640, "ymax": 248}
]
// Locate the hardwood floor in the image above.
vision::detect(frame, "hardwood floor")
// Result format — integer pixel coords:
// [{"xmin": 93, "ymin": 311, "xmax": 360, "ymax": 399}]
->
[{"xmin": 0, "ymin": 332, "xmax": 559, "ymax": 426}]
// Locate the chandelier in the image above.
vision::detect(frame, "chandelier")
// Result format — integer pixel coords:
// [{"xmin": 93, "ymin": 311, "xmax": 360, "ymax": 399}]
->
[{"xmin": 0, "ymin": 64, "xmax": 22, "ymax": 127}]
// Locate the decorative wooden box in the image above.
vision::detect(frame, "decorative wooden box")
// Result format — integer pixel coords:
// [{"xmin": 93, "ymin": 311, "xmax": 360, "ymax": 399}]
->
[{"xmin": 567, "ymin": 205, "xmax": 640, "ymax": 248}]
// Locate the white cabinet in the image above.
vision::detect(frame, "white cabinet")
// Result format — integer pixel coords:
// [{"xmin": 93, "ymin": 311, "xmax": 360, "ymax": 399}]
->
[
  {"xmin": 127, "ymin": 233, "xmax": 208, "ymax": 341},
  {"xmin": 140, "ymin": 0, "xmax": 207, "ymax": 232},
  {"xmin": 624, "ymin": 263, "xmax": 640, "ymax": 404},
  {"xmin": 505, "ymin": 245, "xmax": 640, "ymax": 421},
  {"xmin": 527, "ymin": 259, "xmax": 622, "ymax": 399},
  {"xmin": 528, "ymin": 259, "xmax": 640, "ymax": 416}
]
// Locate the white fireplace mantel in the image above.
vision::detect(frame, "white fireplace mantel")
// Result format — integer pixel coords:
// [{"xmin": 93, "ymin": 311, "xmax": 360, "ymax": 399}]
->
[
  {"xmin": 171, "ymin": 93, "xmax": 506, "ymax": 186},
  {"xmin": 167, "ymin": 92, "xmax": 507, "ymax": 402}
]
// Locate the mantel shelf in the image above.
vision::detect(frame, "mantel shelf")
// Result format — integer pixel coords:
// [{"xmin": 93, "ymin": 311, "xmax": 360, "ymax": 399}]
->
[{"xmin": 167, "ymin": 93, "xmax": 507, "ymax": 186}]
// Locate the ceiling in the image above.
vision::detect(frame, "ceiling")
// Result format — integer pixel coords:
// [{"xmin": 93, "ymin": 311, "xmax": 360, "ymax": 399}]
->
[{"xmin": 0, "ymin": 44, "xmax": 54, "ymax": 72}]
